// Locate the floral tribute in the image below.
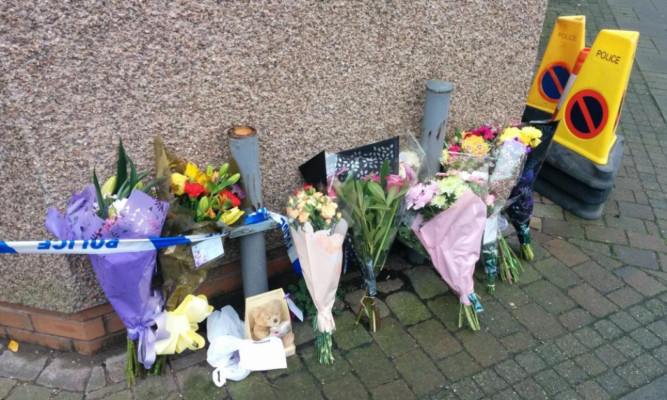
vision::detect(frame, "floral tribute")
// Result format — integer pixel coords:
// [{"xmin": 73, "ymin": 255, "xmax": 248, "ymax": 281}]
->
[
  {"xmin": 286, "ymin": 185, "xmax": 347, "ymax": 364},
  {"xmin": 45, "ymin": 141, "xmax": 194, "ymax": 384},
  {"xmin": 333, "ymin": 159, "xmax": 413, "ymax": 332},
  {"xmin": 154, "ymin": 136, "xmax": 246, "ymax": 311},
  {"xmin": 407, "ymin": 173, "xmax": 488, "ymax": 330},
  {"xmin": 440, "ymin": 125, "xmax": 544, "ymax": 294},
  {"xmin": 502, "ymin": 124, "xmax": 555, "ymax": 262}
]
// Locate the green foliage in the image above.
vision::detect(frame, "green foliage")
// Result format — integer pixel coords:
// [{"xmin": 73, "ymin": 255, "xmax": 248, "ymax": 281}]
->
[
  {"xmin": 288, "ymin": 278, "xmax": 344, "ymax": 321},
  {"xmin": 93, "ymin": 140, "xmax": 165, "ymax": 218},
  {"xmin": 334, "ymin": 160, "xmax": 409, "ymax": 274}
]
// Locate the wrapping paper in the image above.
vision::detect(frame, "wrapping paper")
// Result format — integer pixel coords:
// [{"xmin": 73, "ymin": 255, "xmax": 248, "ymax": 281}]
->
[
  {"xmin": 45, "ymin": 185, "xmax": 169, "ymax": 368},
  {"xmin": 411, "ymin": 190, "xmax": 486, "ymax": 305},
  {"xmin": 506, "ymin": 122, "xmax": 557, "ymax": 228},
  {"xmin": 488, "ymin": 140, "xmax": 528, "ymax": 217},
  {"xmin": 290, "ymin": 220, "xmax": 348, "ymax": 333}
]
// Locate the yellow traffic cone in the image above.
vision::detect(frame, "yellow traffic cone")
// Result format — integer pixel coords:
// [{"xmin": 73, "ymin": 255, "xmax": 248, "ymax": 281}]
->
[
  {"xmin": 524, "ymin": 16, "xmax": 586, "ymax": 119},
  {"xmin": 553, "ymin": 29, "xmax": 639, "ymax": 165}
]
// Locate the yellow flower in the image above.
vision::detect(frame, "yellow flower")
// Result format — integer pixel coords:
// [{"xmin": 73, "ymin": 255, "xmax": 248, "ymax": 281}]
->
[
  {"xmin": 298, "ymin": 211, "xmax": 310, "ymax": 224},
  {"xmin": 286, "ymin": 206, "xmax": 299, "ymax": 219},
  {"xmin": 101, "ymin": 176, "xmax": 117, "ymax": 197},
  {"xmin": 441, "ymin": 149, "xmax": 450, "ymax": 164},
  {"xmin": 499, "ymin": 127, "xmax": 521, "ymax": 144},
  {"xmin": 184, "ymin": 162, "xmax": 209, "ymax": 186},
  {"xmin": 461, "ymin": 135, "xmax": 490, "ymax": 156},
  {"xmin": 519, "ymin": 127, "xmax": 542, "ymax": 148},
  {"xmin": 219, "ymin": 207, "xmax": 244, "ymax": 225},
  {"xmin": 321, "ymin": 202, "xmax": 338, "ymax": 219},
  {"xmin": 171, "ymin": 173, "xmax": 188, "ymax": 195}
]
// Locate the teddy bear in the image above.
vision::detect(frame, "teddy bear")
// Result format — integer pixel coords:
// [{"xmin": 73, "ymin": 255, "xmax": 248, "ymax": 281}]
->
[{"xmin": 251, "ymin": 299, "xmax": 295, "ymax": 348}]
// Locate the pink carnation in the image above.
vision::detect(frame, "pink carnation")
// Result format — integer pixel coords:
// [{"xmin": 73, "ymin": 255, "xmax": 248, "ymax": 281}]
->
[{"xmin": 406, "ymin": 182, "xmax": 438, "ymax": 210}]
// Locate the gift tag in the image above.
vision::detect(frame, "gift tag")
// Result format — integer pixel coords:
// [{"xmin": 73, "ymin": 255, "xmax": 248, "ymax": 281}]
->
[
  {"xmin": 238, "ymin": 337, "xmax": 287, "ymax": 371},
  {"xmin": 285, "ymin": 296, "xmax": 304, "ymax": 322},
  {"xmin": 192, "ymin": 237, "xmax": 224, "ymax": 269}
]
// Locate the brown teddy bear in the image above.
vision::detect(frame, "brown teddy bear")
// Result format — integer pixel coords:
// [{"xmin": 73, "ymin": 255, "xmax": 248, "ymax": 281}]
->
[{"xmin": 251, "ymin": 299, "xmax": 295, "ymax": 348}]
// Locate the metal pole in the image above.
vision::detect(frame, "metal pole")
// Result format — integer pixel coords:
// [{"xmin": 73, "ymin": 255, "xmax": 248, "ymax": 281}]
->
[
  {"xmin": 228, "ymin": 125, "xmax": 268, "ymax": 297},
  {"xmin": 420, "ymin": 80, "xmax": 454, "ymax": 177}
]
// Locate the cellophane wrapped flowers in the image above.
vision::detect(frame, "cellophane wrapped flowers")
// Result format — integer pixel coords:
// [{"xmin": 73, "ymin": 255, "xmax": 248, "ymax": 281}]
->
[{"xmin": 286, "ymin": 185, "xmax": 347, "ymax": 364}]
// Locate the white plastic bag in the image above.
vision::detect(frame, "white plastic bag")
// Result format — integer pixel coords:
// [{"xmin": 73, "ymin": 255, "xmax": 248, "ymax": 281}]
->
[{"xmin": 206, "ymin": 306, "xmax": 250, "ymax": 386}]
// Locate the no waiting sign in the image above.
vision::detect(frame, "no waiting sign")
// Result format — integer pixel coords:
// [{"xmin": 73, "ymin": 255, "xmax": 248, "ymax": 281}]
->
[
  {"xmin": 564, "ymin": 89, "xmax": 609, "ymax": 139},
  {"xmin": 538, "ymin": 62, "xmax": 571, "ymax": 103}
]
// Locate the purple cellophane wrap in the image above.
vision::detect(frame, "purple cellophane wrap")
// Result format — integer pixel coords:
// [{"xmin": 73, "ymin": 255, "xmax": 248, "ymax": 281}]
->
[
  {"xmin": 411, "ymin": 190, "xmax": 486, "ymax": 305},
  {"xmin": 45, "ymin": 185, "xmax": 169, "ymax": 367}
]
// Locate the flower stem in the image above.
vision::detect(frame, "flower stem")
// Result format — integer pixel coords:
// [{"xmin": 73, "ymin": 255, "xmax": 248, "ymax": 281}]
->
[
  {"xmin": 371, "ymin": 198, "xmax": 400, "ymax": 272},
  {"xmin": 499, "ymin": 236, "xmax": 523, "ymax": 283},
  {"xmin": 459, "ymin": 304, "xmax": 481, "ymax": 331},
  {"xmin": 125, "ymin": 337, "xmax": 138, "ymax": 386},
  {"xmin": 355, "ymin": 291, "xmax": 380, "ymax": 332},
  {"xmin": 520, "ymin": 243, "xmax": 534, "ymax": 261},
  {"xmin": 315, "ymin": 332, "xmax": 334, "ymax": 364}
]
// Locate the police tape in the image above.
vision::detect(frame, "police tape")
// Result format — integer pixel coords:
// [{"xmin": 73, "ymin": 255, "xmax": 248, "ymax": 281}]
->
[
  {"xmin": 244, "ymin": 208, "xmax": 301, "ymax": 275},
  {"xmin": 0, "ymin": 232, "xmax": 228, "ymax": 255}
]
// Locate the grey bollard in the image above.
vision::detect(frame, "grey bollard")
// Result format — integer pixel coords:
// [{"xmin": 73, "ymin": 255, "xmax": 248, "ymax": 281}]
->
[
  {"xmin": 228, "ymin": 125, "xmax": 269, "ymax": 297},
  {"xmin": 420, "ymin": 80, "xmax": 454, "ymax": 177}
]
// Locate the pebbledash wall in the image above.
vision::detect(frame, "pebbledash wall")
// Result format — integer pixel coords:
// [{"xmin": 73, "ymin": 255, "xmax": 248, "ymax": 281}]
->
[{"xmin": 0, "ymin": 1, "xmax": 547, "ymax": 353}]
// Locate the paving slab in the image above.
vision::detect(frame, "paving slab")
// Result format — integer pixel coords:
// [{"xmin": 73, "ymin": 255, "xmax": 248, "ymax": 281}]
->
[
  {"xmin": 175, "ymin": 365, "xmax": 228, "ymax": 400},
  {"xmin": 0, "ymin": 349, "xmax": 49, "ymax": 381},
  {"xmin": 0, "ymin": 377, "xmax": 16, "ymax": 399},
  {"xmin": 5, "ymin": 384, "xmax": 53, "ymax": 400},
  {"xmin": 370, "ymin": 379, "xmax": 415, "ymax": 400},
  {"xmin": 619, "ymin": 374, "xmax": 667, "ymax": 400},
  {"xmin": 321, "ymin": 375, "xmax": 367, "ymax": 400},
  {"xmin": 395, "ymin": 349, "xmax": 445, "ymax": 397},
  {"xmin": 404, "ymin": 265, "xmax": 449, "ymax": 299},
  {"xmin": 36, "ymin": 354, "xmax": 92, "ymax": 392}
]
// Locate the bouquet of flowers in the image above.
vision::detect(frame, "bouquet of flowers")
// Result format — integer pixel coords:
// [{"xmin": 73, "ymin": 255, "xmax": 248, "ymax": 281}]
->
[
  {"xmin": 154, "ymin": 136, "xmax": 245, "ymax": 311},
  {"xmin": 286, "ymin": 185, "xmax": 347, "ymax": 364},
  {"xmin": 481, "ymin": 133, "xmax": 531, "ymax": 292},
  {"xmin": 333, "ymin": 159, "xmax": 411, "ymax": 332},
  {"xmin": 442, "ymin": 125, "xmax": 534, "ymax": 293},
  {"xmin": 504, "ymin": 123, "xmax": 556, "ymax": 261},
  {"xmin": 45, "ymin": 141, "xmax": 170, "ymax": 384},
  {"xmin": 407, "ymin": 174, "xmax": 487, "ymax": 330}
]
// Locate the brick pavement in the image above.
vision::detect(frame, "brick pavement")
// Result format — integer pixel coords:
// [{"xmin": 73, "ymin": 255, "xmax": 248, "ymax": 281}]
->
[{"xmin": 1, "ymin": 0, "xmax": 666, "ymax": 398}]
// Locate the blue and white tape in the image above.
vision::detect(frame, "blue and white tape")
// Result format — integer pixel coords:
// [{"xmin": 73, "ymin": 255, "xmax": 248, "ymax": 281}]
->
[
  {"xmin": 267, "ymin": 211, "xmax": 302, "ymax": 276},
  {"xmin": 244, "ymin": 208, "xmax": 301, "ymax": 275},
  {"xmin": 0, "ymin": 232, "xmax": 228, "ymax": 255}
]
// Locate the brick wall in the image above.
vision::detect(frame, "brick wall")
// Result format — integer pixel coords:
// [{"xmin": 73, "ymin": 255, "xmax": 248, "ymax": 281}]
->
[{"xmin": 0, "ymin": 252, "xmax": 290, "ymax": 355}]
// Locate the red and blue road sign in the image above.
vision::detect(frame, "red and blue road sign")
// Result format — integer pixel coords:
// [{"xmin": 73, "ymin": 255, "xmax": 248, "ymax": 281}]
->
[
  {"xmin": 565, "ymin": 89, "xmax": 609, "ymax": 139},
  {"xmin": 538, "ymin": 62, "xmax": 571, "ymax": 103}
]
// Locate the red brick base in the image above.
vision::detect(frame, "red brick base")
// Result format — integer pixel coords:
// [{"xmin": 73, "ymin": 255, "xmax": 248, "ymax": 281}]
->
[{"xmin": 0, "ymin": 251, "xmax": 290, "ymax": 355}]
